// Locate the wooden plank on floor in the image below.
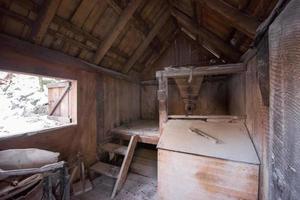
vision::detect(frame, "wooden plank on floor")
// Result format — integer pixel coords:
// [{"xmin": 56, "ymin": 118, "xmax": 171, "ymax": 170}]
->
[{"xmin": 90, "ymin": 162, "xmax": 120, "ymax": 178}]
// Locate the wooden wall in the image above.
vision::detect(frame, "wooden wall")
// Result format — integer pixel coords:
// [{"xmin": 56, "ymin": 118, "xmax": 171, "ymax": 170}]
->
[
  {"xmin": 245, "ymin": 54, "xmax": 269, "ymax": 200},
  {"xmin": 101, "ymin": 76, "xmax": 140, "ymax": 142},
  {"xmin": 0, "ymin": 35, "xmax": 140, "ymax": 166},
  {"xmin": 141, "ymin": 79, "xmax": 229, "ymax": 119},
  {"xmin": 228, "ymin": 73, "xmax": 246, "ymax": 116},
  {"xmin": 141, "ymin": 84, "xmax": 159, "ymax": 120},
  {"xmin": 226, "ymin": 39, "xmax": 269, "ymax": 199},
  {"xmin": 142, "ymin": 33, "xmax": 218, "ymax": 80},
  {"xmin": 268, "ymin": 1, "xmax": 300, "ymax": 198}
]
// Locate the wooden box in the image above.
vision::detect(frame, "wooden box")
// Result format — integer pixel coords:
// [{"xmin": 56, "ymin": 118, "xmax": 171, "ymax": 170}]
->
[{"xmin": 157, "ymin": 119, "xmax": 260, "ymax": 200}]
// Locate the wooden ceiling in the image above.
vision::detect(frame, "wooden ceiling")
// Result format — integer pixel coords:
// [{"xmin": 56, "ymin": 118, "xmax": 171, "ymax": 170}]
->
[{"xmin": 0, "ymin": 0, "xmax": 277, "ymax": 75}]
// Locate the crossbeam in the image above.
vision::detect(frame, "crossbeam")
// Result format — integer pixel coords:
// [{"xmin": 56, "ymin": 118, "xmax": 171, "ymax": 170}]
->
[
  {"xmin": 198, "ymin": 0, "xmax": 259, "ymax": 39},
  {"xmin": 93, "ymin": 0, "xmax": 143, "ymax": 64},
  {"xmin": 30, "ymin": 0, "xmax": 61, "ymax": 44},
  {"xmin": 171, "ymin": 9, "xmax": 241, "ymax": 62},
  {"xmin": 156, "ymin": 63, "xmax": 246, "ymax": 78},
  {"xmin": 122, "ymin": 9, "xmax": 170, "ymax": 73}
]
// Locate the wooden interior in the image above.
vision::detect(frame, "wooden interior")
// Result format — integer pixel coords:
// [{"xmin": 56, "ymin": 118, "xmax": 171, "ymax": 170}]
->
[{"xmin": 1, "ymin": 0, "xmax": 299, "ymax": 200}]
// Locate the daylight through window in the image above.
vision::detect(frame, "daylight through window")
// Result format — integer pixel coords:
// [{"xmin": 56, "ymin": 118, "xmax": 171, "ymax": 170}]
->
[{"xmin": 0, "ymin": 71, "xmax": 77, "ymax": 138}]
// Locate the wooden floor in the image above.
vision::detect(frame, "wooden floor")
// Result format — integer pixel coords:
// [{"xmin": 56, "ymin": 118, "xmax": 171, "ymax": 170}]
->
[
  {"xmin": 111, "ymin": 120, "xmax": 159, "ymax": 145},
  {"xmin": 72, "ymin": 173, "xmax": 157, "ymax": 200}
]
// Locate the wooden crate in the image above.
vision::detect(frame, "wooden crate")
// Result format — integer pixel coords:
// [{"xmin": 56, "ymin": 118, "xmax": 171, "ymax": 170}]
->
[{"xmin": 157, "ymin": 119, "xmax": 260, "ymax": 200}]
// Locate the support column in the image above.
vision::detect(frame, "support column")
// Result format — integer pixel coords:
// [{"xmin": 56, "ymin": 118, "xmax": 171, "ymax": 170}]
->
[{"xmin": 157, "ymin": 71, "xmax": 168, "ymax": 135}]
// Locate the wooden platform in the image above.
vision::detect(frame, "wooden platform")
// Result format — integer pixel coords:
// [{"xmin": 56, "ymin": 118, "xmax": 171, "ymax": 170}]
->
[{"xmin": 111, "ymin": 120, "xmax": 159, "ymax": 145}]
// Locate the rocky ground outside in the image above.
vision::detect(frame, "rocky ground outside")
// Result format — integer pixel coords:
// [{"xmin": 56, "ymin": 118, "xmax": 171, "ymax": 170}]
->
[{"xmin": 0, "ymin": 71, "xmax": 67, "ymax": 138}]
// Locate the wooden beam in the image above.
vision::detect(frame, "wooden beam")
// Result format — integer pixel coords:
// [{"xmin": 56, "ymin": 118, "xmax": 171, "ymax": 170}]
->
[
  {"xmin": 179, "ymin": 27, "xmax": 221, "ymax": 59},
  {"xmin": 71, "ymin": 0, "xmax": 98, "ymax": 28},
  {"xmin": 30, "ymin": 0, "xmax": 61, "ymax": 44},
  {"xmin": 172, "ymin": 9, "xmax": 240, "ymax": 62},
  {"xmin": 198, "ymin": 0, "xmax": 259, "ymax": 39},
  {"xmin": 106, "ymin": 0, "xmax": 149, "ymax": 35},
  {"xmin": 255, "ymin": 0, "xmax": 288, "ymax": 45},
  {"xmin": 142, "ymin": 29, "xmax": 180, "ymax": 73},
  {"xmin": 122, "ymin": 10, "xmax": 170, "ymax": 73},
  {"xmin": 157, "ymin": 71, "xmax": 168, "ymax": 135},
  {"xmin": 0, "ymin": 34, "xmax": 138, "ymax": 83},
  {"xmin": 0, "ymin": 7, "xmax": 33, "ymax": 26},
  {"xmin": 105, "ymin": 0, "xmax": 165, "ymax": 57},
  {"xmin": 52, "ymin": 16, "xmax": 129, "ymax": 59},
  {"xmin": 93, "ymin": 0, "xmax": 143, "ymax": 64},
  {"xmin": 156, "ymin": 63, "xmax": 246, "ymax": 78}
]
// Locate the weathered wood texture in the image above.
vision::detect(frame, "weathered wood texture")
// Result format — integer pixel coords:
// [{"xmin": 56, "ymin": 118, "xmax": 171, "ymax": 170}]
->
[
  {"xmin": 141, "ymin": 85, "xmax": 159, "ymax": 119},
  {"xmin": 0, "ymin": 0, "xmax": 176, "ymax": 73},
  {"xmin": 143, "ymin": 33, "xmax": 223, "ymax": 80},
  {"xmin": 173, "ymin": 76, "xmax": 203, "ymax": 115},
  {"xmin": 93, "ymin": 0, "xmax": 144, "ymax": 64},
  {"xmin": 199, "ymin": 0, "xmax": 260, "ymax": 39},
  {"xmin": 268, "ymin": 1, "xmax": 300, "ymax": 199},
  {"xmin": 141, "ymin": 80, "xmax": 229, "ymax": 118},
  {"xmin": 122, "ymin": 9, "xmax": 171, "ymax": 73},
  {"xmin": 0, "ymin": 34, "xmax": 140, "ymax": 166},
  {"xmin": 30, "ymin": 0, "xmax": 61, "ymax": 44},
  {"xmin": 245, "ymin": 51, "xmax": 269, "ymax": 200},
  {"xmin": 111, "ymin": 135, "xmax": 138, "ymax": 198},
  {"xmin": 172, "ymin": 8, "xmax": 241, "ymax": 62},
  {"xmin": 47, "ymin": 81, "xmax": 76, "ymax": 121},
  {"xmin": 111, "ymin": 120, "xmax": 159, "ymax": 145},
  {"xmin": 228, "ymin": 73, "xmax": 246, "ymax": 116},
  {"xmin": 0, "ymin": 0, "xmax": 278, "ymax": 74},
  {"xmin": 158, "ymin": 150, "xmax": 259, "ymax": 200},
  {"xmin": 102, "ymin": 76, "xmax": 140, "ymax": 142},
  {"xmin": 158, "ymin": 63, "xmax": 245, "ymax": 78},
  {"xmin": 130, "ymin": 148, "xmax": 157, "ymax": 179},
  {"xmin": 227, "ymin": 38, "xmax": 269, "ymax": 199},
  {"xmin": 158, "ymin": 120, "xmax": 259, "ymax": 164},
  {"xmin": 157, "ymin": 72, "xmax": 168, "ymax": 134}
]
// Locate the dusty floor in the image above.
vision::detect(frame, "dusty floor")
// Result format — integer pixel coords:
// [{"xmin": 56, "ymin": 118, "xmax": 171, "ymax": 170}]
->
[{"xmin": 72, "ymin": 173, "xmax": 157, "ymax": 200}]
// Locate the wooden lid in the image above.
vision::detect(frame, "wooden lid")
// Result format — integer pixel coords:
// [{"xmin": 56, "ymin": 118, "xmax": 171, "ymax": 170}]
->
[{"xmin": 157, "ymin": 120, "xmax": 260, "ymax": 164}]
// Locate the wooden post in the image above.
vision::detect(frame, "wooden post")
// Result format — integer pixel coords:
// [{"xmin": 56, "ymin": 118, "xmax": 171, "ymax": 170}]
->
[{"xmin": 157, "ymin": 71, "xmax": 168, "ymax": 135}]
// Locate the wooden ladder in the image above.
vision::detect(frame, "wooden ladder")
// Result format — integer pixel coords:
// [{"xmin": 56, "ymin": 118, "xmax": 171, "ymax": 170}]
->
[{"xmin": 90, "ymin": 135, "xmax": 138, "ymax": 198}]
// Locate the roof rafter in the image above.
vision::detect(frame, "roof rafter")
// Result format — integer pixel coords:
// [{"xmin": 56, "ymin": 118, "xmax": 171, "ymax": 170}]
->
[
  {"xmin": 105, "ymin": 0, "xmax": 148, "ymax": 35},
  {"xmin": 142, "ymin": 29, "xmax": 180, "ymax": 74},
  {"xmin": 105, "ymin": 0, "xmax": 165, "ymax": 60},
  {"xmin": 30, "ymin": 0, "xmax": 61, "ymax": 44},
  {"xmin": 93, "ymin": 0, "xmax": 144, "ymax": 64},
  {"xmin": 198, "ymin": 0, "xmax": 260, "ymax": 39},
  {"xmin": 122, "ymin": 10, "xmax": 171, "ymax": 74},
  {"xmin": 52, "ymin": 16, "xmax": 129, "ymax": 60},
  {"xmin": 171, "ymin": 8, "xmax": 241, "ymax": 62},
  {"xmin": 179, "ymin": 27, "xmax": 223, "ymax": 60},
  {"xmin": 71, "ymin": 0, "xmax": 98, "ymax": 28}
]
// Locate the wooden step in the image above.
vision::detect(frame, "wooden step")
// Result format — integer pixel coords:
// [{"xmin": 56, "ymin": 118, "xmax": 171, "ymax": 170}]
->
[
  {"xmin": 90, "ymin": 162, "xmax": 120, "ymax": 179},
  {"xmin": 111, "ymin": 135, "xmax": 138, "ymax": 198},
  {"xmin": 101, "ymin": 143, "xmax": 127, "ymax": 156}
]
